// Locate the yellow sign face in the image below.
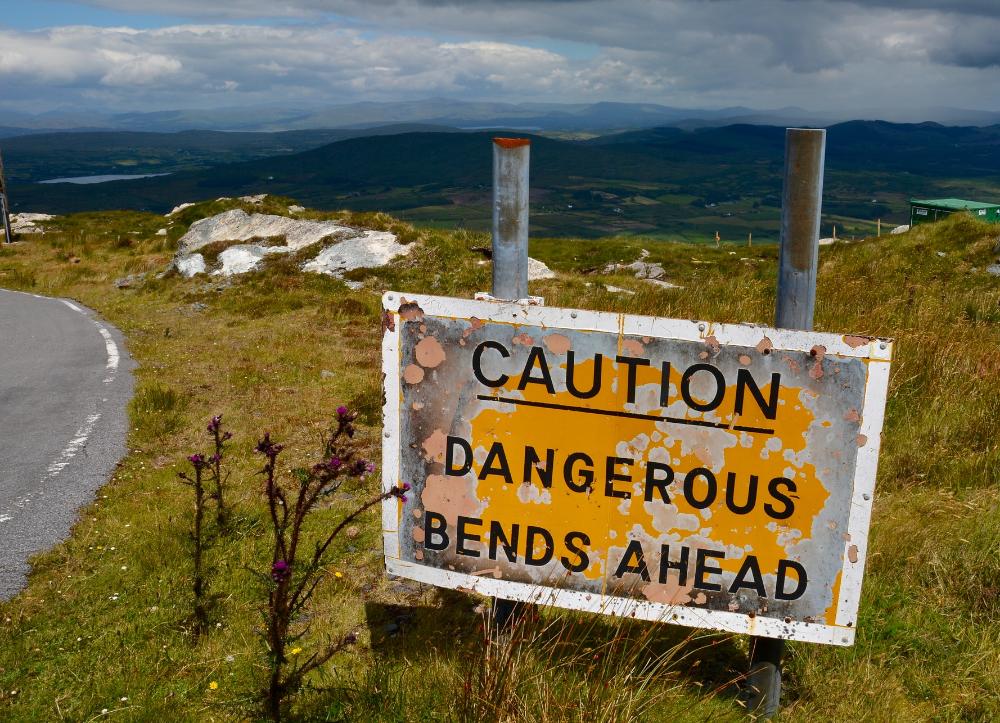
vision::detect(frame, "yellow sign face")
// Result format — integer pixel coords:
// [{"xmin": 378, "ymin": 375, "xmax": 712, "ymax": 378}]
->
[{"xmin": 381, "ymin": 293, "xmax": 892, "ymax": 646}]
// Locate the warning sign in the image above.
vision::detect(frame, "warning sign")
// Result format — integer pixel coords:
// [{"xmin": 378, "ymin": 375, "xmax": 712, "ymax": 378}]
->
[{"xmin": 381, "ymin": 293, "xmax": 892, "ymax": 645}]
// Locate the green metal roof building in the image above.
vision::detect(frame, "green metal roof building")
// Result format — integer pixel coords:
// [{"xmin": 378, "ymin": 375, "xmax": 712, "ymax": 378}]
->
[{"xmin": 909, "ymin": 198, "xmax": 1000, "ymax": 227}]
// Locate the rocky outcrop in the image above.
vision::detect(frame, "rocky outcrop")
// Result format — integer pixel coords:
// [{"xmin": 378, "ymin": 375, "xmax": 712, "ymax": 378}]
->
[
  {"xmin": 8, "ymin": 213, "xmax": 55, "ymax": 235},
  {"xmin": 171, "ymin": 209, "xmax": 412, "ymax": 280}
]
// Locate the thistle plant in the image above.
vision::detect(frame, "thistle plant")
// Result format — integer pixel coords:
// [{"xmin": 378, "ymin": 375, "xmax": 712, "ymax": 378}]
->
[
  {"xmin": 257, "ymin": 405, "xmax": 407, "ymax": 722},
  {"xmin": 206, "ymin": 414, "xmax": 232, "ymax": 528},
  {"xmin": 177, "ymin": 452, "xmax": 210, "ymax": 640},
  {"xmin": 177, "ymin": 413, "xmax": 232, "ymax": 640}
]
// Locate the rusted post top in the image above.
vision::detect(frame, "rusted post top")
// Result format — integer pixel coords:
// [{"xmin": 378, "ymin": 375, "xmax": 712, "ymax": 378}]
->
[
  {"xmin": 776, "ymin": 128, "xmax": 826, "ymax": 332},
  {"xmin": 492, "ymin": 138, "xmax": 530, "ymax": 300},
  {"xmin": 493, "ymin": 137, "xmax": 531, "ymax": 149}
]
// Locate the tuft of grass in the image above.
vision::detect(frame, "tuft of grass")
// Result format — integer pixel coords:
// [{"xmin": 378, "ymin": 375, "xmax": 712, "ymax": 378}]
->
[{"xmin": 129, "ymin": 383, "xmax": 184, "ymax": 440}]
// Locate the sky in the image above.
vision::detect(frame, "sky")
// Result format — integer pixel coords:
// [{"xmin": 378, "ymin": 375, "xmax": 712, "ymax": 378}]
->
[{"xmin": 1, "ymin": 0, "xmax": 998, "ymax": 115}]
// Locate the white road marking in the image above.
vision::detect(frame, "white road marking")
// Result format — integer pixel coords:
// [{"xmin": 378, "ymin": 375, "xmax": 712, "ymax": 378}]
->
[
  {"xmin": 95, "ymin": 324, "xmax": 120, "ymax": 382},
  {"xmin": 44, "ymin": 412, "xmax": 102, "ymax": 479},
  {"xmin": 56, "ymin": 294, "xmax": 119, "ymax": 381},
  {"xmin": 0, "ymin": 515, "xmax": 11, "ymax": 524}
]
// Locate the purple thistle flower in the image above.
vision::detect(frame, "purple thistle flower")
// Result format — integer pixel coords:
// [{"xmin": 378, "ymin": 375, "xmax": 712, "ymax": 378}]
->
[
  {"xmin": 209, "ymin": 453, "xmax": 222, "ymax": 464},
  {"xmin": 402, "ymin": 482, "xmax": 411, "ymax": 492},
  {"xmin": 207, "ymin": 415, "xmax": 222, "ymax": 434},
  {"xmin": 328, "ymin": 456, "xmax": 342, "ymax": 470},
  {"xmin": 255, "ymin": 433, "xmax": 284, "ymax": 460},
  {"xmin": 271, "ymin": 559, "xmax": 290, "ymax": 582},
  {"xmin": 188, "ymin": 453, "xmax": 206, "ymax": 468},
  {"xmin": 336, "ymin": 405, "xmax": 349, "ymax": 418},
  {"xmin": 344, "ymin": 631, "xmax": 358, "ymax": 645},
  {"xmin": 400, "ymin": 494, "xmax": 408, "ymax": 503},
  {"xmin": 221, "ymin": 431, "xmax": 233, "ymax": 442}
]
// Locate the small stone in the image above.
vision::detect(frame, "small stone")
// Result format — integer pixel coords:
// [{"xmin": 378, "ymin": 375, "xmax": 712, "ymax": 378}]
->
[
  {"xmin": 345, "ymin": 526, "xmax": 360, "ymax": 539},
  {"xmin": 321, "ymin": 369, "xmax": 335, "ymax": 379},
  {"xmin": 987, "ymin": 264, "xmax": 1000, "ymax": 277}
]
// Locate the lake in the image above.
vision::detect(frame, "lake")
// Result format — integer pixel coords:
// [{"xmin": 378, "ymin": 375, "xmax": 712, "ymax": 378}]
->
[{"xmin": 39, "ymin": 173, "xmax": 172, "ymax": 185}]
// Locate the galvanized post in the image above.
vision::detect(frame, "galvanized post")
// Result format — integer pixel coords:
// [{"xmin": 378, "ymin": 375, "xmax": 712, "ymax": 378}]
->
[
  {"xmin": 774, "ymin": 129, "xmax": 825, "ymax": 332},
  {"xmin": 491, "ymin": 138, "xmax": 530, "ymax": 300},
  {"xmin": 490, "ymin": 137, "xmax": 531, "ymax": 630},
  {"xmin": 0, "ymin": 150, "xmax": 12, "ymax": 244},
  {"xmin": 745, "ymin": 128, "xmax": 825, "ymax": 719}
]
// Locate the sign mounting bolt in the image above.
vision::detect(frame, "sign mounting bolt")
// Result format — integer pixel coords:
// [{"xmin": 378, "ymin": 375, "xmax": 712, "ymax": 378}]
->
[{"xmin": 698, "ymin": 323, "xmax": 706, "ymax": 332}]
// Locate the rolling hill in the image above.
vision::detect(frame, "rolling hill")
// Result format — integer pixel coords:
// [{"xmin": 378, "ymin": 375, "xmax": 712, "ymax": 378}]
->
[{"xmin": 9, "ymin": 121, "xmax": 1000, "ymax": 243}]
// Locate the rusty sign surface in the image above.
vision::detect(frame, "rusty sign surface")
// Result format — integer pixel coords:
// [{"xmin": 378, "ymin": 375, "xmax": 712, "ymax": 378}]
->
[{"xmin": 381, "ymin": 293, "xmax": 892, "ymax": 646}]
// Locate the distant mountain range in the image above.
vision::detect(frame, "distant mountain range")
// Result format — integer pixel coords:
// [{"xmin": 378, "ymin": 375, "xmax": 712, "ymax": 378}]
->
[
  {"xmin": 9, "ymin": 120, "xmax": 999, "ymax": 243},
  {"xmin": 3, "ymin": 99, "xmax": 1000, "ymax": 136}
]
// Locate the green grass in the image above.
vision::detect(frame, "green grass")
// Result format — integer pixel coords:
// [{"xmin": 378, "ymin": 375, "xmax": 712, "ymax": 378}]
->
[{"xmin": 0, "ymin": 203, "xmax": 998, "ymax": 721}]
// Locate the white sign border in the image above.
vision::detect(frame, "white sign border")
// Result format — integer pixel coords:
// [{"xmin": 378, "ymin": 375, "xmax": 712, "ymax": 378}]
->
[{"xmin": 381, "ymin": 292, "xmax": 893, "ymax": 647}]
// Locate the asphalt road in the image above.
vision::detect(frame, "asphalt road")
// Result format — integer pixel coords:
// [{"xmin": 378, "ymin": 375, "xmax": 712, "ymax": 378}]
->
[{"xmin": 0, "ymin": 289, "xmax": 134, "ymax": 600}]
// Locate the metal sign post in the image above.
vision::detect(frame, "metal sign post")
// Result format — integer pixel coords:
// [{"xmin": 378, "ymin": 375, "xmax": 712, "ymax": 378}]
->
[
  {"xmin": 0, "ymin": 150, "xmax": 12, "ymax": 244},
  {"xmin": 491, "ymin": 138, "xmax": 531, "ymax": 301},
  {"xmin": 745, "ymin": 128, "xmax": 827, "ymax": 718},
  {"xmin": 490, "ymin": 137, "xmax": 531, "ymax": 628}
]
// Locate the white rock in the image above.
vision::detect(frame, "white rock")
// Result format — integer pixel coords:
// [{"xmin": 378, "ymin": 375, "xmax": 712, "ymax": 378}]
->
[
  {"xmin": 288, "ymin": 205, "xmax": 305, "ymax": 213},
  {"xmin": 890, "ymin": 225, "xmax": 910, "ymax": 235},
  {"xmin": 8, "ymin": 213, "xmax": 55, "ymax": 235},
  {"xmin": 604, "ymin": 284, "xmax": 635, "ymax": 295},
  {"xmin": 239, "ymin": 194, "xmax": 267, "ymax": 204},
  {"xmin": 12, "ymin": 213, "xmax": 54, "ymax": 223},
  {"xmin": 167, "ymin": 202, "xmax": 195, "ymax": 216},
  {"xmin": 215, "ymin": 245, "xmax": 290, "ymax": 276},
  {"xmin": 176, "ymin": 254, "xmax": 206, "ymax": 277},
  {"xmin": 818, "ymin": 237, "xmax": 836, "ymax": 246},
  {"xmin": 303, "ymin": 231, "xmax": 408, "ymax": 276},
  {"xmin": 528, "ymin": 257, "xmax": 556, "ymax": 280},
  {"xmin": 155, "ymin": 228, "xmax": 168, "ymax": 236},
  {"xmin": 170, "ymin": 208, "xmax": 414, "ymax": 280},
  {"xmin": 177, "ymin": 209, "xmax": 360, "ymax": 255},
  {"xmin": 986, "ymin": 264, "xmax": 1000, "ymax": 276},
  {"xmin": 604, "ymin": 258, "xmax": 666, "ymax": 280},
  {"xmin": 644, "ymin": 278, "xmax": 683, "ymax": 290}
]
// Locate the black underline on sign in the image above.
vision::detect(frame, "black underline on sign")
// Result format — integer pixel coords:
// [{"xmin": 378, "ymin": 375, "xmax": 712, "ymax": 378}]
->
[{"xmin": 476, "ymin": 395, "xmax": 776, "ymax": 435}]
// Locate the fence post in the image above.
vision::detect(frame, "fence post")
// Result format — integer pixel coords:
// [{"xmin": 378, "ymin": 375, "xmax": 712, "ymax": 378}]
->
[
  {"xmin": 491, "ymin": 138, "xmax": 530, "ymax": 300},
  {"xmin": 0, "ymin": 150, "xmax": 12, "ymax": 244},
  {"xmin": 745, "ymin": 128, "xmax": 825, "ymax": 718},
  {"xmin": 490, "ymin": 137, "xmax": 531, "ymax": 630}
]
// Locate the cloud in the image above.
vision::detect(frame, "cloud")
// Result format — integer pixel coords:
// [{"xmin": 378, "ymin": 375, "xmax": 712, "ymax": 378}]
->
[{"xmin": 3, "ymin": 1, "xmax": 999, "ymax": 112}]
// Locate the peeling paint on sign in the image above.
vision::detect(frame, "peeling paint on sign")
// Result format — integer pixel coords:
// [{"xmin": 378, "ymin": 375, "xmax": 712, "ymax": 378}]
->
[{"xmin": 381, "ymin": 293, "xmax": 892, "ymax": 646}]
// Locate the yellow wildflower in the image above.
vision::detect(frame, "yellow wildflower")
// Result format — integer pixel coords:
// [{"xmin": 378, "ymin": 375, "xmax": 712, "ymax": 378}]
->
[
  {"xmin": 209, "ymin": 681, "xmax": 218, "ymax": 691},
  {"xmin": 290, "ymin": 647, "xmax": 302, "ymax": 656},
  {"xmin": 334, "ymin": 571, "xmax": 343, "ymax": 579}
]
